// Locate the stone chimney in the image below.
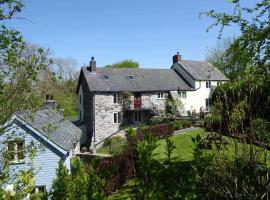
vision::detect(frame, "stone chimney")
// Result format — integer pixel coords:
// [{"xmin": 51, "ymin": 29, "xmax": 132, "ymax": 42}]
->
[
  {"xmin": 88, "ymin": 56, "xmax": 96, "ymax": 72},
  {"xmin": 43, "ymin": 94, "xmax": 57, "ymax": 110},
  {"xmin": 173, "ymin": 52, "xmax": 181, "ymax": 64}
]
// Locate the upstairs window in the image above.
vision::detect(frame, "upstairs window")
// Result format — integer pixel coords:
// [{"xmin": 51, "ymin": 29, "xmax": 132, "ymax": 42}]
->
[
  {"xmin": 45, "ymin": 94, "xmax": 54, "ymax": 101},
  {"xmin": 113, "ymin": 112, "xmax": 122, "ymax": 124},
  {"xmin": 157, "ymin": 92, "xmax": 164, "ymax": 99},
  {"xmin": 178, "ymin": 91, "xmax": 187, "ymax": 98},
  {"xmin": 7, "ymin": 141, "xmax": 25, "ymax": 163},
  {"xmin": 127, "ymin": 75, "xmax": 134, "ymax": 80},
  {"xmin": 103, "ymin": 74, "xmax": 110, "ymax": 80},
  {"xmin": 79, "ymin": 95, "xmax": 82, "ymax": 105},
  {"xmin": 113, "ymin": 93, "xmax": 119, "ymax": 103},
  {"xmin": 206, "ymin": 81, "xmax": 211, "ymax": 88}
]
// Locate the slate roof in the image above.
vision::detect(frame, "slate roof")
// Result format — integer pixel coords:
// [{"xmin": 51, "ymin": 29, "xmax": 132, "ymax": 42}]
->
[
  {"xmin": 16, "ymin": 109, "xmax": 82, "ymax": 151},
  {"xmin": 177, "ymin": 60, "xmax": 228, "ymax": 81},
  {"xmin": 80, "ymin": 67, "xmax": 194, "ymax": 92}
]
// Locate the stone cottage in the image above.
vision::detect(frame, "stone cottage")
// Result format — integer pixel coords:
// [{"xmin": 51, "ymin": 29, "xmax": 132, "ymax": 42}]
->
[{"xmin": 76, "ymin": 54, "xmax": 227, "ymax": 149}]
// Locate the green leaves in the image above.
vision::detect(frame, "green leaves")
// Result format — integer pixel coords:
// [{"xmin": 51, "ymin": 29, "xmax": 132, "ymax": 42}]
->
[{"xmin": 104, "ymin": 59, "xmax": 139, "ymax": 68}]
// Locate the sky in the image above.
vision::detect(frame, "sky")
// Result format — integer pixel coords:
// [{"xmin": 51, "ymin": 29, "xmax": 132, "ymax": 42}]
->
[{"xmin": 5, "ymin": 0, "xmax": 252, "ymax": 68}]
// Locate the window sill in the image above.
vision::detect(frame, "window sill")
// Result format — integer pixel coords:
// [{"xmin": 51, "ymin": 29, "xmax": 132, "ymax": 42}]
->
[
  {"xmin": 10, "ymin": 160, "xmax": 25, "ymax": 165},
  {"xmin": 157, "ymin": 98, "xmax": 165, "ymax": 100}
]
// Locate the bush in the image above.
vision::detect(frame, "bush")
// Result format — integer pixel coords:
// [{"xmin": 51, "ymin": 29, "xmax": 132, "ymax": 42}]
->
[
  {"xmin": 181, "ymin": 120, "xmax": 192, "ymax": 128},
  {"xmin": 173, "ymin": 120, "xmax": 183, "ymax": 130},
  {"xmin": 253, "ymin": 118, "xmax": 270, "ymax": 143},
  {"xmin": 137, "ymin": 123, "xmax": 174, "ymax": 140},
  {"xmin": 150, "ymin": 115, "xmax": 165, "ymax": 125}
]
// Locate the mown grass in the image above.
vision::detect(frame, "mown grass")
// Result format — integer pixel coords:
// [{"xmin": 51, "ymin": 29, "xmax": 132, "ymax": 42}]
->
[
  {"xmin": 96, "ymin": 136, "xmax": 126, "ymax": 156},
  {"xmin": 109, "ymin": 128, "xmax": 270, "ymax": 199}
]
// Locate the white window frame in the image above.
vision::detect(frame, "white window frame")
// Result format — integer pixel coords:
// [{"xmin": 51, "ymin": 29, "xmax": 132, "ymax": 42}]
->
[
  {"xmin": 157, "ymin": 92, "xmax": 164, "ymax": 99},
  {"xmin": 206, "ymin": 81, "xmax": 211, "ymax": 88},
  {"xmin": 113, "ymin": 112, "xmax": 122, "ymax": 124},
  {"xmin": 217, "ymin": 81, "xmax": 222, "ymax": 86},
  {"xmin": 113, "ymin": 93, "xmax": 118, "ymax": 104},
  {"xmin": 178, "ymin": 91, "xmax": 187, "ymax": 98},
  {"xmin": 6, "ymin": 140, "xmax": 25, "ymax": 164}
]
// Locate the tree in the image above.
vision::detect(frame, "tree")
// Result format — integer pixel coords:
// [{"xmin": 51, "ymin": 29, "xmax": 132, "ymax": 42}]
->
[
  {"xmin": 202, "ymin": 0, "xmax": 269, "ymax": 73},
  {"xmin": 104, "ymin": 59, "xmax": 139, "ymax": 68},
  {"xmin": 51, "ymin": 157, "xmax": 106, "ymax": 200}
]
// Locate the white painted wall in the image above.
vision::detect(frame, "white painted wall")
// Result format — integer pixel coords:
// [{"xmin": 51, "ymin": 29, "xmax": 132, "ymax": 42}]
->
[{"xmin": 179, "ymin": 81, "xmax": 224, "ymax": 115}]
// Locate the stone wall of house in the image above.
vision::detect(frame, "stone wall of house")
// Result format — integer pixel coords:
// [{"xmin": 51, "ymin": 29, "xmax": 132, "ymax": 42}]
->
[
  {"xmin": 141, "ymin": 92, "xmax": 168, "ymax": 114},
  {"xmin": 93, "ymin": 91, "xmax": 169, "ymax": 144},
  {"xmin": 94, "ymin": 93, "xmax": 123, "ymax": 143}
]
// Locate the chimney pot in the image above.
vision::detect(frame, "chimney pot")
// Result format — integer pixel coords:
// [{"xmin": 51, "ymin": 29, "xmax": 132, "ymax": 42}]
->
[
  {"xmin": 173, "ymin": 52, "xmax": 181, "ymax": 64},
  {"xmin": 88, "ymin": 56, "xmax": 96, "ymax": 72}
]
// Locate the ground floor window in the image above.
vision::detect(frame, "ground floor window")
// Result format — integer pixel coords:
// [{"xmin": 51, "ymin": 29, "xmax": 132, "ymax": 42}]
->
[
  {"xmin": 31, "ymin": 186, "xmax": 47, "ymax": 199},
  {"xmin": 113, "ymin": 112, "xmax": 122, "ymax": 124},
  {"xmin": 134, "ymin": 111, "xmax": 142, "ymax": 123},
  {"xmin": 178, "ymin": 91, "xmax": 187, "ymax": 98}
]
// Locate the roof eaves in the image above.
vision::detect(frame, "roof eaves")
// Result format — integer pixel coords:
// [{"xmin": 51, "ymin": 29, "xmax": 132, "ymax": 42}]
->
[{"xmin": 14, "ymin": 114, "xmax": 68, "ymax": 155}]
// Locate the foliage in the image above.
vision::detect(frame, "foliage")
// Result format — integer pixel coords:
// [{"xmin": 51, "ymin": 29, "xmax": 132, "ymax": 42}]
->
[
  {"xmin": 51, "ymin": 157, "xmax": 106, "ymax": 200},
  {"xmin": 104, "ymin": 59, "xmax": 139, "ymax": 68},
  {"xmin": 135, "ymin": 132, "xmax": 159, "ymax": 199},
  {"xmin": 165, "ymin": 98, "xmax": 183, "ymax": 117},
  {"xmin": 137, "ymin": 123, "xmax": 174, "ymax": 140},
  {"xmin": 202, "ymin": 0, "xmax": 269, "ymax": 80},
  {"xmin": 173, "ymin": 120, "xmax": 183, "ymax": 130}
]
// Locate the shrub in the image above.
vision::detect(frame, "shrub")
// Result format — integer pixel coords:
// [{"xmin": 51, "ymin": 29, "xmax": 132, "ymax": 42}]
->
[
  {"xmin": 137, "ymin": 123, "xmax": 174, "ymax": 140},
  {"xmin": 253, "ymin": 118, "xmax": 270, "ymax": 143},
  {"xmin": 181, "ymin": 120, "xmax": 192, "ymax": 128},
  {"xmin": 150, "ymin": 115, "xmax": 164, "ymax": 125},
  {"xmin": 173, "ymin": 120, "xmax": 183, "ymax": 130}
]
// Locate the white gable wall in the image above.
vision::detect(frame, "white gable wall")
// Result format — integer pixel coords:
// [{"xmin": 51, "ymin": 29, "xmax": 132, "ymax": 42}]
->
[{"xmin": 179, "ymin": 80, "xmax": 221, "ymax": 114}]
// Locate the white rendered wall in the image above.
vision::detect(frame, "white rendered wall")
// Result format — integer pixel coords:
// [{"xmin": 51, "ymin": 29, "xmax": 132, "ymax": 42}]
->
[{"xmin": 179, "ymin": 81, "xmax": 223, "ymax": 114}]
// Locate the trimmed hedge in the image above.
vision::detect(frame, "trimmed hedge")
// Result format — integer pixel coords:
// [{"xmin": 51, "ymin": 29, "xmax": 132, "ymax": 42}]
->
[{"xmin": 136, "ymin": 123, "xmax": 174, "ymax": 140}]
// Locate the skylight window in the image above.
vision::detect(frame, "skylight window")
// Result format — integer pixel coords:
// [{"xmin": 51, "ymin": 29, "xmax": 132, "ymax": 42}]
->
[
  {"xmin": 103, "ymin": 74, "xmax": 110, "ymax": 80},
  {"xmin": 127, "ymin": 75, "xmax": 134, "ymax": 80}
]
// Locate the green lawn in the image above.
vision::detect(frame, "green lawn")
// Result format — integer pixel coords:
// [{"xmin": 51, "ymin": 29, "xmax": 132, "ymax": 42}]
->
[
  {"xmin": 154, "ymin": 128, "xmax": 207, "ymax": 162},
  {"xmin": 97, "ymin": 136, "xmax": 126, "ymax": 156},
  {"xmin": 108, "ymin": 128, "xmax": 270, "ymax": 199}
]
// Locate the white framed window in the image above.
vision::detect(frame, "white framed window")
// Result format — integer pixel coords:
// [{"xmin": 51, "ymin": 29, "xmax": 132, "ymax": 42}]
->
[
  {"xmin": 113, "ymin": 93, "xmax": 118, "ymax": 103},
  {"xmin": 134, "ymin": 111, "xmax": 142, "ymax": 123},
  {"xmin": 206, "ymin": 81, "xmax": 211, "ymax": 88},
  {"xmin": 113, "ymin": 93, "xmax": 122, "ymax": 104},
  {"xmin": 113, "ymin": 112, "xmax": 122, "ymax": 124},
  {"xmin": 157, "ymin": 92, "xmax": 164, "ymax": 99},
  {"xmin": 217, "ymin": 81, "xmax": 222, "ymax": 86},
  {"xmin": 178, "ymin": 91, "xmax": 187, "ymax": 98},
  {"xmin": 6, "ymin": 141, "xmax": 25, "ymax": 163}
]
